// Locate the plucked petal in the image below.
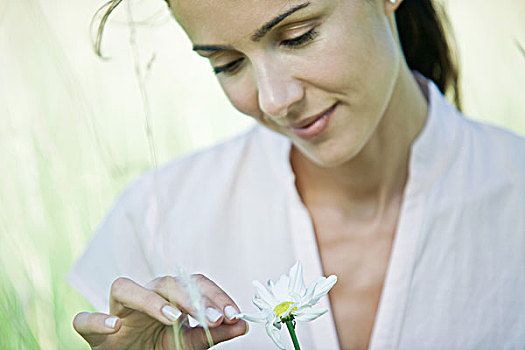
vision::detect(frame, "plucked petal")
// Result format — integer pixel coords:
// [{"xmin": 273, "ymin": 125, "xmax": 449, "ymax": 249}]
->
[
  {"xmin": 310, "ymin": 275, "xmax": 337, "ymax": 304},
  {"xmin": 235, "ymin": 310, "xmax": 269, "ymax": 323},
  {"xmin": 288, "ymin": 261, "xmax": 306, "ymax": 296},
  {"xmin": 265, "ymin": 321, "xmax": 286, "ymax": 350},
  {"xmin": 177, "ymin": 266, "xmax": 208, "ymax": 329},
  {"xmin": 253, "ymin": 280, "xmax": 278, "ymax": 306},
  {"xmin": 294, "ymin": 307, "xmax": 328, "ymax": 322}
]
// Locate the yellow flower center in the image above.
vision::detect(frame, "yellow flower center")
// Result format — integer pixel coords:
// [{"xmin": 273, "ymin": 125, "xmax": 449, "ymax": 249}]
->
[{"xmin": 273, "ymin": 301, "xmax": 296, "ymax": 317}]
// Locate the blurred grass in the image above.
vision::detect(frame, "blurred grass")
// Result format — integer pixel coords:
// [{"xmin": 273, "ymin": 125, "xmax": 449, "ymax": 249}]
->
[{"xmin": 0, "ymin": 0, "xmax": 524, "ymax": 349}]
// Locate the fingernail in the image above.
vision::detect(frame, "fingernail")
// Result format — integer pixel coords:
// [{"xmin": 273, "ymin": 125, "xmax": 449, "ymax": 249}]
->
[
  {"xmin": 224, "ymin": 305, "xmax": 237, "ymax": 320},
  {"xmin": 206, "ymin": 307, "xmax": 222, "ymax": 323},
  {"xmin": 162, "ymin": 305, "xmax": 182, "ymax": 322},
  {"xmin": 244, "ymin": 322, "xmax": 250, "ymax": 335},
  {"xmin": 105, "ymin": 317, "xmax": 119, "ymax": 329}
]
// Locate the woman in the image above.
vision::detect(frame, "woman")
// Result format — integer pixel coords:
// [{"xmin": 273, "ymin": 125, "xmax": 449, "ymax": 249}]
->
[{"xmin": 69, "ymin": 0, "xmax": 525, "ymax": 349}]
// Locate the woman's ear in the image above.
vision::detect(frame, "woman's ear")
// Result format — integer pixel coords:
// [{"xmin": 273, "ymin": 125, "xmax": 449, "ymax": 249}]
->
[{"xmin": 385, "ymin": 0, "xmax": 403, "ymax": 15}]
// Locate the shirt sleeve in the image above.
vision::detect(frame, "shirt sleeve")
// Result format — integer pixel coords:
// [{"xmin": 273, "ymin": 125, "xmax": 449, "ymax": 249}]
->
[{"xmin": 66, "ymin": 188, "xmax": 155, "ymax": 312}]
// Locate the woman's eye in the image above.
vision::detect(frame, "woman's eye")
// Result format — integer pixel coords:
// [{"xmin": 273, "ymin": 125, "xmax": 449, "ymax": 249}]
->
[
  {"xmin": 212, "ymin": 27, "xmax": 318, "ymax": 75},
  {"xmin": 281, "ymin": 27, "xmax": 319, "ymax": 48},
  {"xmin": 213, "ymin": 58, "xmax": 244, "ymax": 75}
]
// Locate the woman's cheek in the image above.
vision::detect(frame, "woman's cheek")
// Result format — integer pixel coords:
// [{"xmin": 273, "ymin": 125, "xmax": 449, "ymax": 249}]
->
[
  {"xmin": 299, "ymin": 32, "xmax": 361, "ymax": 96},
  {"xmin": 222, "ymin": 78, "xmax": 262, "ymax": 120}
]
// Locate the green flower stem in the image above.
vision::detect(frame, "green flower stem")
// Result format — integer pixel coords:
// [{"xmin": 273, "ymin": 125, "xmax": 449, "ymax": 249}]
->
[
  {"xmin": 170, "ymin": 321, "xmax": 214, "ymax": 349},
  {"xmin": 205, "ymin": 327, "xmax": 214, "ymax": 348},
  {"xmin": 284, "ymin": 319, "xmax": 301, "ymax": 350}
]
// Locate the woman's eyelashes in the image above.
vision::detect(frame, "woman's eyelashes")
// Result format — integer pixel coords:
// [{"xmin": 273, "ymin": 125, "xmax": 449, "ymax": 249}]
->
[
  {"xmin": 280, "ymin": 27, "xmax": 319, "ymax": 48},
  {"xmin": 213, "ymin": 27, "xmax": 319, "ymax": 75},
  {"xmin": 213, "ymin": 58, "xmax": 244, "ymax": 75}
]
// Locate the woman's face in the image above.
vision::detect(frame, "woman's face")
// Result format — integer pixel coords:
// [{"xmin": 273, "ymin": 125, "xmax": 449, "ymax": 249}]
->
[{"xmin": 170, "ymin": 0, "xmax": 402, "ymax": 167}]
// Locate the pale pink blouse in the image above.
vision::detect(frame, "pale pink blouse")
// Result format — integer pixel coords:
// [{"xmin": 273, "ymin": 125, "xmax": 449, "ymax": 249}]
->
[{"xmin": 68, "ymin": 79, "xmax": 525, "ymax": 349}]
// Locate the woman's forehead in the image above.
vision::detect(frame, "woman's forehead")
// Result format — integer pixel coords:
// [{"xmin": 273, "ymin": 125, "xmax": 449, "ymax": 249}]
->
[{"xmin": 170, "ymin": 0, "xmax": 317, "ymax": 44}]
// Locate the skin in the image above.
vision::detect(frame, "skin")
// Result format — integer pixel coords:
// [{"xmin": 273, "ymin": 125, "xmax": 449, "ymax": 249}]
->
[
  {"xmin": 74, "ymin": 0, "xmax": 429, "ymax": 349},
  {"xmin": 73, "ymin": 275, "xmax": 248, "ymax": 349}
]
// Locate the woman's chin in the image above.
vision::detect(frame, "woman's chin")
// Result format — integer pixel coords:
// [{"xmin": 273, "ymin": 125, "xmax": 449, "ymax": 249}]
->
[{"xmin": 294, "ymin": 142, "xmax": 363, "ymax": 169}]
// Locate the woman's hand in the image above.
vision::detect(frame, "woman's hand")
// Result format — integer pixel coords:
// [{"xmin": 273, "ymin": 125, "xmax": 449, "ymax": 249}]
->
[{"xmin": 73, "ymin": 275, "xmax": 248, "ymax": 350}]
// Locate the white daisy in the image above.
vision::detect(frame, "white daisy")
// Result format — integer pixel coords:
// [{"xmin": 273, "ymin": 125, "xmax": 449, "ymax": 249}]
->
[{"xmin": 235, "ymin": 261, "xmax": 337, "ymax": 349}]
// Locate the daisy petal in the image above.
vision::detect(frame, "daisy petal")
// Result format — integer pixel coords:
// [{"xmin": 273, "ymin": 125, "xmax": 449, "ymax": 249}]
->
[
  {"xmin": 267, "ymin": 311, "xmax": 279, "ymax": 324},
  {"xmin": 304, "ymin": 276, "xmax": 325, "ymax": 303},
  {"xmin": 289, "ymin": 261, "xmax": 306, "ymax": 296},
  {"xmin": 310, "ymin": 275, "xmax": 338, "ymax": 304},
  {"xmin": 267, "ymin": 279, "xmax": 275, "ymax": 290},
  {"xmin": 253, "ymin": 294, "xmax": 272, "ymax": 311},
  {"xmin": 266, "ymin": 321, "xmax": 286, "ymax": 350},
  {"xmin": 294, "ymin": 307, "xmax": 328, "ymax": 322},
  {"xmin": 272, "ymin": 274, "xmax": 290, "ymax": 301},
  {"xmin": 235, "ymin": 310, "xmax": 269, "ymax": 323},
  {"xmin": 177, "ymin": 266, "xmax": 208, "ymax": 328},
  {"xmin": 252, "ymin": 280, "xmax": 278, "ymax": 306},
  {"xmin": 281, "ymin": 302, "xmax": 298, "ymax": 318}
]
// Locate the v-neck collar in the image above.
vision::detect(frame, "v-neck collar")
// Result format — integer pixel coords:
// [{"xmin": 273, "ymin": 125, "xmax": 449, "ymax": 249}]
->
[{"xmin": 260, "ymin": 77, "xmax": 461, "ymax": 349}]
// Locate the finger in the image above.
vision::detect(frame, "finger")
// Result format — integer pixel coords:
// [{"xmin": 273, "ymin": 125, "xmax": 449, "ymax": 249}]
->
[
  {"xmin": 152, "ymin": 274, "xmax": 241, "ymax": 327},
  {"xmin": 222, "ymin": 304, "xmax": 242, "ymax": 324},
  {"xmin": 151, "ymin": 275, "xmax": 224, "ymax": 327},
  {"xmin": 73, "ymin": 312, "xmax": 121, "ymax": 335},
  {"xmin": 194, "ymin": 274, "xmax": 242, "ymax": 325},
  {"xmin": 149, "ymin": 276, "xmax": 204, "ymax": 318},
  {"xmin": 184, "ymin": 319, "xmax": 249, "ymax": 350},
  {"xmin": 73, "ymin": 312, "xmax": 121, "ymax": 345},
  {"xmin": 109, "ymin": 277, "xmax": 182, "ymax": 325}
]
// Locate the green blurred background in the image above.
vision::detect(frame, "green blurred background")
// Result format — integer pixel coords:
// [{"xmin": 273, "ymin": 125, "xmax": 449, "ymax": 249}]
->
[{"xmin": 0, "ymin": 0, "xmax": 523, "ymax": 348}]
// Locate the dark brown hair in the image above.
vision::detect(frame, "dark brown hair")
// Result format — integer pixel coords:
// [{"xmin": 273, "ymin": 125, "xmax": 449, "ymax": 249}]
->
[
  {"xmin": 395, "ymin": 0, "xmax": 461, "ymax": 108},
  {"xmin": 93, "ymin": 0, "xmax": 461, "ymax": 108}
]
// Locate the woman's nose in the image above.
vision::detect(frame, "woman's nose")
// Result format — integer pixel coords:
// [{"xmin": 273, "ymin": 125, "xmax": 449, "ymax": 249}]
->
[{"xmin": 254, "ymin": 61, "xmax": 304, "ymax": 120}]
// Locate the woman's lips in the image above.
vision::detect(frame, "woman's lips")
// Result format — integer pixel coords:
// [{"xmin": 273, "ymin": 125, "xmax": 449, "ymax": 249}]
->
[{"xmin": 289, "ymin": 103, "xmax": 337, "ymax": 140}]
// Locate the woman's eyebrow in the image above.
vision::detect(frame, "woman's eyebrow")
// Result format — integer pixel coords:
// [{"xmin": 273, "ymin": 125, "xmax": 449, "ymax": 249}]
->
[
  {"xmin": 193, "ymin": 44, "xmax": 234, "ymax": 53},
  {"xmin": 192, "ymin": 1, "xmax": 311, "ymax": 53},
  {"xmin": 251, "ymin": 2, "xmax": 311, "ymax": 42}
]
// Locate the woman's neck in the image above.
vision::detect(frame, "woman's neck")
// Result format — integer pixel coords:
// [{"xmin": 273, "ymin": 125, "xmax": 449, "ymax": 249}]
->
[{"xmin": 291, "ymin": 67, "xmax": 429, "ymax": 222}]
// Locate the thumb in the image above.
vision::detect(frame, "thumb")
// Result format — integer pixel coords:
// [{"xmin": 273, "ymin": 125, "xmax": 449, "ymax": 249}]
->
[{"xmin": 73, "ymin": 312, "xmax": 121, "ymax": 346}]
